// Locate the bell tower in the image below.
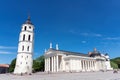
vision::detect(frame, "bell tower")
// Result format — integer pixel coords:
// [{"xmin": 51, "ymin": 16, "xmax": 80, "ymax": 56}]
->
[{"xmin": 14, "ymin": 16, "xmax": 34, "ymax": 74}]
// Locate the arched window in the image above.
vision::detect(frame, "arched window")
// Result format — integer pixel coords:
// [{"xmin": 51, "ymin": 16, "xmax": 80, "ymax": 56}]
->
[
  {"xmin": 22, "ymin": 46, "xmax": 24, "ymax": 51},
  {"xmin": 24, "ymin": 26, "xmax": 27, "ymax": 30},
  {"xmin": 28, "ymin": 35, "xmax": 31, "ymax": 41},
  {"xmin": 27, "ymin": 46, "xmax": 29, "ymax": 51},
  {"xmin": 29, "ymin": 26, "xmax": 31, "ymax": 29},
  {"xmin": 23, "ymin": 34, "xmax": 25, "ymax": 41}
]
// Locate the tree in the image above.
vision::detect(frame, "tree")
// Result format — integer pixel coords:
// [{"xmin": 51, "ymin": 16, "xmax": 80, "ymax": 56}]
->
[
  {"xmin": 110, "ymin": 61, "xmax": 118, "ymax": 69},
  {"xmin": 36, "ymin": 55, "xmax": 45, "ymax": 71},
  {"xmin": 32, "ymin": 60, "xmax": 40, "ymax": 72},
  {"xmin": 110, "ymin": 57, "xmax": 120, "ymax": 69},
  {"xmin": 32, "ymin": 55, "xmax": 45, "ymax": 72},
  {"xmin": 9, "ymin": 58, "xmax": 16, "ymax": 73}
]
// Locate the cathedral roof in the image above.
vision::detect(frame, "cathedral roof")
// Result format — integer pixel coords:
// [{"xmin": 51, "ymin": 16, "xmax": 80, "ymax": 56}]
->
[
  {"xmin": 47, "ymin": 48, "xmax": 88, "ymax": 57},
  {"xmin": 25, "ymin": 16, "xmax": 32, "ymax": 24}
]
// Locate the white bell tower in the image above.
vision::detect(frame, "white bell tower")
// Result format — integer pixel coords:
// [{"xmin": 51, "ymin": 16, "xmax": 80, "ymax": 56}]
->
[{"xmin": 14, "ymin": 16, "xmax": 34, "ymax": 74}]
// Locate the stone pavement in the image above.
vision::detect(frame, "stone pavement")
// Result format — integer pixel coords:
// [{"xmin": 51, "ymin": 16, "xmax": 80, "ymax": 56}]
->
[{"xmin": 0, "ymin": 71, "xmax": 120, "ymax": 80}]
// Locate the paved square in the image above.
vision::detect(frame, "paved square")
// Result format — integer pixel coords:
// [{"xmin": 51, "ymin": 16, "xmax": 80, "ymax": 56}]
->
[{"xmin": 0, "ymin": 71, "xmax": 120, "ymax": 80}]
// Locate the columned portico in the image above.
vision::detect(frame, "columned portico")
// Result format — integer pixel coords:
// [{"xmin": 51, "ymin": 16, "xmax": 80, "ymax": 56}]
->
[{"xmin": 45, "ymin": 55, "xmax": 59, "ymax": 72}]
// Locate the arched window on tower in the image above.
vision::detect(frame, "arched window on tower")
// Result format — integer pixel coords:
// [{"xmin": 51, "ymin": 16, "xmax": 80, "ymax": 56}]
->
[
  {"xmin": 27, "ymin": 46, "xmax": 29, "ymax": 51},
  {"xmin": 22, "ymin": 46, "xmax": 24, "ymax": 51},
  {"xmin": 23, "ymin": 34, "xmax": 25, "ymax": 41},
  {"xmin": 24, "ymin": 26, "xmax": 27, "ymax": 31},
  {"xmin": 28, "ymin": 35, "xmax": 31, "ymax": 41},
  {"xmin": 29, "ymin": 26, "xmax": 31, "ymax": 29}
]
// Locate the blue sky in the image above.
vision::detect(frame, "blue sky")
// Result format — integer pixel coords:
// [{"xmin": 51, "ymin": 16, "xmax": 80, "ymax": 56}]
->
[{"xmin": 0, "ymin": 0, "xmax": 120, "ymax": 64}]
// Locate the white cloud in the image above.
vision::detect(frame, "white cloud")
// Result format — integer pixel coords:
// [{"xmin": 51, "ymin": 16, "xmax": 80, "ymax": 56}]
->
[
  {"xmin": 80, "ymin": 33, "xmax": 89, "ymax": 36},
  {"xmin": 104, "ymin": 37, "xmax": 120, "ymax": 40},
  {"xmin": 69, "ymin": 30, "xmax": 77, "ymax": 34},
  {"xmin": 80, "ymin": 32, "xmax": 102, "ymax": 37},
  {"xmin": 92, "ymin": 33, "xmax": 102, "ymax": 37},
  {"xmin": 81, "ymin": 41, "xmax": 87, "ymax": 43},
  {"xmin": 69, "ymin": 30, "xmax": 102, "ymax": 37},
  {"xmin": 0, "ymin": 51, "xmax": 15, "ymax": 54},
  {"xmin": 0, "ymin": 46, "xmax": 16, "ymax": 49}
]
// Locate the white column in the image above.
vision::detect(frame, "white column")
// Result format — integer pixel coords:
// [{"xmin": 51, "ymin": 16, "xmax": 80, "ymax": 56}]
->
[
  {"xmin": 81, "ymin": 60, "xmax": 84, "ymax": 71},
  {"xmin": 88, "ymin": 61, "xmax": 89, "ymax": 71},
  {"xmin": 48, "ymin": 58, "xmax": 50, "ymax": 72},
  {"xmin": 87, "ymin": 61, "xmax": 89, "ymax": 71},
  {"xmin": 88, "ymin": 60, "xmax": 90, "ymax": 71},
  {"xmin": 92, "ymin": 61, "xmax": 94, "ymax": 70},
  {"xmin": 91, "ymin": 61, "xmax": 93, "ymax": 70},
  {"xmin": 47, "ymin": 58, "xmax": 49, "ymax": 71},
  {"xmin": 52, "ymin": 57, "xmax": 54, "ymax": 72},
  {"xmin": 90, "ymin": 61, "xmax": 92, "ymax": 71},
  {"xmin": 93, "ymin": 61, "xmax": 95, "ymax": 70},
  {"xmin": 56, "ymin": 55, "xmax": 59, "ymax": 72},
  {"xmin": 84, "ymin": 61, "xmax": 86, "ymax": 71},
  {"xmin": 79, "ymin": 60, "xmax": 82, "ymax": 71},
  {"xmin": 45, "ymin": 58, "xmax": 47, "ymax": 72},
  {"xmin": 86, "ymin": 61, "xmax": 88, "ymax": 71},
  {"xmin": 54, "ymin": 56, "xmax": 56, "ymax": 72},
  {"xmin": 90, "ymin": 61, "xmax": 91, "ymax": 70},
  {"xmin": 46, "ymin": 58, "xmax": 47, "ymax": 71},
  {"xmin": 83, "ymin": 60, "xmax": 85, "ymax": 71},
  {"xmin": 46, "ymin": 58, "xmax": 48, "ymax": 71},
  {"xmin": 85, "ymin": 61, "xmax": 87, "ymax": 71},
  {"xmin": 53, "ymin": 56, "xmax": 54, "ymax": 72}
]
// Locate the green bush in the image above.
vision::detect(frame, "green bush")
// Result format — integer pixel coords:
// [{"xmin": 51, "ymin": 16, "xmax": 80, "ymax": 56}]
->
[
  {"xmin": 111, "ymin": 57, "xmax": 120, "ymax": 69},
  {"xmin": 110, "ymin": 61, "xmax": 118, "ymax": 69},
  {"xmin": 36, "ymin": 55, "xmax": 44, "ymax": 71},
  {"xmin": 32, "ymin": 60, "xmax": 40, "ymax": 72},
  {"xmin": 32, "ymin": 55, "xmax": 45, "ymax": 72}
]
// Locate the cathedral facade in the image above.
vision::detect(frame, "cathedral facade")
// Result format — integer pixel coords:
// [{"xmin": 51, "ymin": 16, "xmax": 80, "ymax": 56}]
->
[{"xmin": 44, "ymin": 44, "xmax": 113, "ymax": 72}]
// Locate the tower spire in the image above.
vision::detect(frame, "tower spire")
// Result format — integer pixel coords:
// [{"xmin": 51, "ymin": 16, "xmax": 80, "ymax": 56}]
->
[
  {"xmin": 28, "ymin": 15, "xmax": 30, "ymax": 20},
  {"xmin": 25, "ymin": 15, "xmax": 32, "ymax": 24}
]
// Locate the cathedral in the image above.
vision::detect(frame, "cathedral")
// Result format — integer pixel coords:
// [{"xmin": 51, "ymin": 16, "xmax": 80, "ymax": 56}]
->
[{"xmin": 44, "ymin": 44, "xmax": 113, "ymax": 72}]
